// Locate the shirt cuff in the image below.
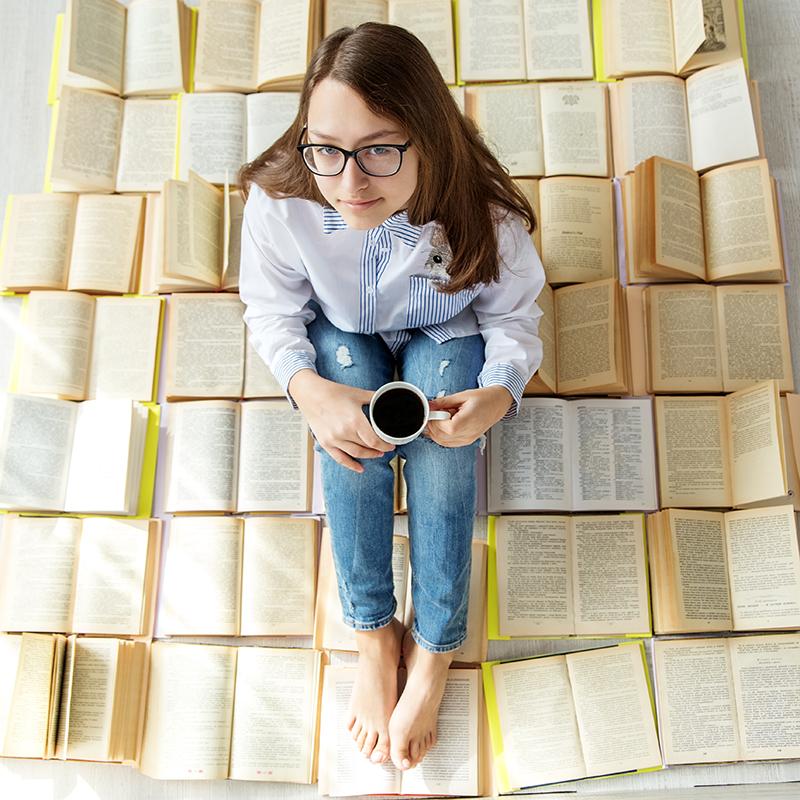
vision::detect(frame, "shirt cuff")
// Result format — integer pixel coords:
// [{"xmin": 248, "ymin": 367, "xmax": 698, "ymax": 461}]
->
[
  {"xmin": 478, "ymin": 363, "xmax": 526, "ymax": 420},
  {"xmin": 272, "ymin": 350, "xmax": 318, "ymax": 410}
]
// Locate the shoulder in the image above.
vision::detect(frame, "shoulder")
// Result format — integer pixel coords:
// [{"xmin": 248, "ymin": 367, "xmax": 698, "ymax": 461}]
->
[
  {"xmin": 492, "ymin": 208, "xmax": 537, "ymax": 272},
  {"xmin": 244, "ymin": 184, "xmax": 323, "ymax": 232}
]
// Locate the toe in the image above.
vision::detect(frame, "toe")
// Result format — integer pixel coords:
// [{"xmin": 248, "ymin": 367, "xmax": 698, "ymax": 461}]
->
[
  {"xmin": 345, "ymin": 711, "xmax": 357, "ymax": 731},
  {"xmin": 409, "ymin": 738, "xmax": 421, "ymax": 766},
  {"xmin": 355, "ymin": 728, "xmax": 368, "ymax": 752},
  {"xmin": 361, "ymin": 730, "xmax": 378, "ymax": 758},
  {"xmin": 371, "ymin": 731, "xmax": 391, "ymax": 763},
  {"xmin": 391, "ymin": 743, "xmax": 411, "ymax": 771},
  {"xmin": 350, "ymin": 721, "xmax": 362, "ymax": 742}
]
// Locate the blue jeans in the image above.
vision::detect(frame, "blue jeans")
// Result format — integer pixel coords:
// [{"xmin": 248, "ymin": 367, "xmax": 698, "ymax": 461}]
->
[{"xmin": 306, "ymin": 302, "xmax": 485, "ymax": 653}]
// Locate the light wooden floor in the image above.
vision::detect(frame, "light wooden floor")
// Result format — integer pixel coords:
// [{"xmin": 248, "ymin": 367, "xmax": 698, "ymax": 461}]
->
[{"xmin": 3, "ymin": 1, "xmax": 800, "ymax": 798}]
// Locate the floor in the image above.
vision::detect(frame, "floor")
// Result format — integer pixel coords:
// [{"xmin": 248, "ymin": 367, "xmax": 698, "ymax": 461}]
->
[{"xmin": 2, "ymin": 0, "xmax": 800, "ymax": 798}]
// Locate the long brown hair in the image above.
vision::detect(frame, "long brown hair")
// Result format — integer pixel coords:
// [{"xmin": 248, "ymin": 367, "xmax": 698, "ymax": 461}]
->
[{"xmin": 239, "ymin": 23, "xmax": 536, "ymax": 294}]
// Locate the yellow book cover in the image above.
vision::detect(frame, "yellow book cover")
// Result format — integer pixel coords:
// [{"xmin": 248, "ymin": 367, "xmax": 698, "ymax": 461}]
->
[{"xmin": 48, "ymin": 13, "xmax": 64, "ymax": 106}]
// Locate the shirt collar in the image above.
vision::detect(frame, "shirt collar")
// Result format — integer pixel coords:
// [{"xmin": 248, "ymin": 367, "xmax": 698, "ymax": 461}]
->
[{"xmin": 322, "ymin": 205, "xmax": 424, "ymax": 248}]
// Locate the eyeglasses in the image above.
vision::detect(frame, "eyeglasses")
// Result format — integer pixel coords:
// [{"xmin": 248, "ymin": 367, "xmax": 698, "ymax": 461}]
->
[{"xmin": 296, "ymin": 126, "xmax": 412, "ymax": 177}]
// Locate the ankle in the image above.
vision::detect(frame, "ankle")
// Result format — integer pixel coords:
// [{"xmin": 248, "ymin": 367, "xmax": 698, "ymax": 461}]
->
[{"xmin": 355, "ymin": 621, "xmax": 402, "ymax": 657}]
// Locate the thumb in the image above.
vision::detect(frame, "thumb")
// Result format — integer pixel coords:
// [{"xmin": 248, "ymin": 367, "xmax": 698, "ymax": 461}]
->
[{"xmin": 430, "ymin": 390, "xmax": 469, "ymax": 408}]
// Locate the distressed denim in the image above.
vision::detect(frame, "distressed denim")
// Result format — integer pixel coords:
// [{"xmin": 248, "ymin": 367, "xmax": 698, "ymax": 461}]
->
[{"xmin": 306, "ymin": 301, "xmax": 485, "ymax": 653}]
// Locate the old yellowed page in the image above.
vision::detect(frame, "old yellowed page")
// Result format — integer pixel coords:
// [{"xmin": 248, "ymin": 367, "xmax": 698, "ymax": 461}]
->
[
  {"xmin": 456, "ymin": 0, "xmax": 525, "ymax": 82},
  {"xmin": 389, "ymin": 0, "xmax": 455, "ymax": 84}
]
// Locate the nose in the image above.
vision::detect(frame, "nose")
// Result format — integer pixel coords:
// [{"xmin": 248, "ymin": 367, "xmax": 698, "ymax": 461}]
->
[{"xmin": 339, "ymin": 154, "xmax": 369, "ymax": 194}]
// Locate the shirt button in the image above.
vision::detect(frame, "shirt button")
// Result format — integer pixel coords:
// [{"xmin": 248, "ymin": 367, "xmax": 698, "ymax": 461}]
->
[{"xmin": 366, "ymin": 287, "xmax": 375, "ymax": 295}]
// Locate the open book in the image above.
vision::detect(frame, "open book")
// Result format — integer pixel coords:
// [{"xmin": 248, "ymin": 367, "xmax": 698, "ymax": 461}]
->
[
  {"xmin": 488, "ymin": 396, "xmax": 658, "ymax": 512},
  {"xmin": 323, "ymin": 0, "xmax": 456, "ymax": 84},
  {"xmin": 0, "ymin": 393, "xmax": 157, "ymax": 515},
  {"xmin": 0, "ymin": 515, "xmax": 160, "ymax": 636},
  {"xmin": 465, "ymin": 81, "xmax": 610, "ymax": 177},
  {"xmin": 139, "ymin": 641, "xmax": 322, "ymax": 782},
  {"xmin": 596, "ymin": 0, "xmax": 744, "ymax": 79},
  {"xmin": 164, "ymin": 294, "xmax": 282, "ymax": 399},
  {"xmin": 654, "ymin": 381, "xmax": 799, "ymax": 508},
  {"xmin": 515, "ymin": 177, "xmax": 616, "ymax": 285},
  {"xmin": 483, "ymin": 642, "xmax": 662, "ymax": 791},
  {"xmin": 457, "ymin": 0, "xmax": 593, "ymax": 81},
  {"xmin": 655, "ymin": 633, "xmax": 800, "ymax": 765},
  {"xmin": 53, "ymin": 0, "xmax": 191, "ymax": 98},
  {"xmin": 15, "ymin": 291, "xmax": 163, "ymax": 402},
  {"xmin": 523, "ymin": 278, "xmax": 631, "ymax": 395},
  {"xmin": 608, "ymin": 58, "xmax": 762, "ymax": 174},
  {"xmin": 638, "ymin": 283, "xmax": 793, "ymax": 394},
  {"xmin": 622, "ymin": 157, "xmax": 785, "ymax": 282},
  {"xmin": 319, "ymin": 664, "xmax": 486, "ymax": 797},
  {"xmin": 648, "ymin": 505, "xmax": 800, "ymax": 634},
  {"xmin": 158, "ymin": 515, "xmax": 317, "ymax": 636},
  {"xmin": 194, "ymin": 0, "xmax": 320, "ymax": 91},
  {"xmin": 488, "ymin": 513, "xmax": 650, "ymax": 638},
  {"xmin": 163, "ymin": 399, "xmax": 313, "ymax": 513},
  {"xmin": 0, "ymin": 193, "xmax": 145, "ymax": 293},
  {"xmin": 313, "ymin": 525, "xmax": 488, "ymax": 664},
  {"xmin": 48, "ymin": 88, "xmax": 178, "ymax": 193},
  {"xmin": 0, "ymin": 632, "xmax": 148, "ymax": 764}
]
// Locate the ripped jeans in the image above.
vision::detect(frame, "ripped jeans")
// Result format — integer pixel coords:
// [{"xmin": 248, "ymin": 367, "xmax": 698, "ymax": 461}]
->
[{"xmin": 306, "ymin": 302, "xmax": 485, "ymax": 653}]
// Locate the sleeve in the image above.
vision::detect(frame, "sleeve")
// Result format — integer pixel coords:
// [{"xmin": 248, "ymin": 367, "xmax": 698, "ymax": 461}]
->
[
  {"xmin": 471, "ymin": 214, "xmax": 546, "ymax": 420},
  {"xmin": 238, "ymin": 186, "xmax": 318, "ymax": 410}
]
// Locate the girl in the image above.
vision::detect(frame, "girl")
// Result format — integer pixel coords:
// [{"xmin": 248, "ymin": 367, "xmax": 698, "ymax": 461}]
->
[{"xmin": 239, "ymin": 22, "xmax": 544, "ymax": 772}]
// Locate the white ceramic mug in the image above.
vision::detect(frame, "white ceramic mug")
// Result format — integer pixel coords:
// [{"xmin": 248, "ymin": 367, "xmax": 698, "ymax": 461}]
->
[{"xmin": 368, "ymin": 381, "xmax": 451, "ymax": 445}]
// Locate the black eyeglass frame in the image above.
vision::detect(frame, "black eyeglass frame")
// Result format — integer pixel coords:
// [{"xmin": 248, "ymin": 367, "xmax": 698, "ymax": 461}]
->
[{"xmin": 296, "ymin": 126, "xmax": 413, "ymax": 177}]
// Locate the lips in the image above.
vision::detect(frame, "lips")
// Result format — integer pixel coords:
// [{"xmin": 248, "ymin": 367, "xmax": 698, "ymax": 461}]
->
[{"xmin": 340, "ymin": 198, "xmax": 380, "ymax": 209}]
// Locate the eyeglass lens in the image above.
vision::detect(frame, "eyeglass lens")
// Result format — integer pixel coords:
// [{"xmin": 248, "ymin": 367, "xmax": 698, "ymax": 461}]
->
[{"xmin": 302, "ymin": 145, "xmax": 402, "ymax": 176}]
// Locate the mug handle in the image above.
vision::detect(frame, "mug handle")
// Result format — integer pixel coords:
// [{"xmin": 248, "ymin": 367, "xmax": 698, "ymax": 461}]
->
[{"xmin": 428, "ymin": 410, "xmax": 451, "ymax": 420}]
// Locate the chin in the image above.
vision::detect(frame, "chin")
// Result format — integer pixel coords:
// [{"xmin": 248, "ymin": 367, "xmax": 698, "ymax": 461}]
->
[{"xmin": 337, "ymin": 206, "xmax": 390, "ymax": 230}]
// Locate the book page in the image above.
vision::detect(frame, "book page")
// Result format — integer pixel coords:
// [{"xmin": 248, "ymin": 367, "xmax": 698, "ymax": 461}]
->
[
  {"xmin": 68, "ymin": 195, "xmax": 143, "ymax": 293},
  {"xmin": 0, "ymin": 635, "xmax": 23, "ymax": 754},
  {"xmin": 682, "ymin": 0, "xmax": 742, "ymax": 74},
  {"xmin": 0, "ymin": 394, "xmax": 76, "ymax": 512},
  {"xmin": 467, "ymin": 84, "xmax": 544, "ymax": 177},
  {"xmin": 571, "ymin": 398, "xmax": 658, "ymax": 511},
  {"xmin": 567, "ymin": 644, "xmax": 661, "ymax": 776},
  {"xmin": 646, "ymin": 284, "xmax": 722, "ymax": 392},
  {"xmin": 539, "ymin": 178, "xmax": 615, "ymax": 283},
  {"xmin": 495, "ymin": 515, "xmax": 573, "ymax": 637},
  {"xmin": 654, "ymin": 638, "xmax": 740, "ymax": 764},
  {"xmin": 325, "ymin": 0, "xmax": 387, "ymax": 34},
  {"xmin": 164, "ymin": 400, "xmax": 239, "ymax": 513},
  {"xmin": 572, "ymin": 514, "xmax": 649, "ymax": 635},
  {"xmin": 87, "ymin": 296, "xmax": 161, "ymax": 401},
  {"xmin": 116, "ymin": 98, "xmax": 178, "ymax": 192},
  {"xmin": 64, "ymin": 638, "xmax": 118, "ymax": 761},
  {"xmin": 222, "ymin": 187, "xmax": 245, "ymax": 291},
  {"xmin": 167, "ymin": 294, "xmax": 244, "ymax": 399},
  {"xmin": 237, "ymin": 400, "xmax": 312, "ymax": 512},
  {"xmin": 605, "ymin": 0, "xmax": 675, "ymax": 75},
  {"xmin": 728, "ymin": 381, "xmax": 785, "ymax": 507},
  {"xmin": 240, "ymin": 517, "xmax": 316, "ymax": 636},
  {"xmin": 672, "ymin": 0, "xmax": 706, "ymax": 72},
  {"xmin": 18, "ymin": 291, "xmax": 95, "ymax": 399},
  {"xmin": 654, "ymin": 395, "xmax": 731, "ymax": 507},
  {"xmin": 188, "ymin": 170, "xmax": 224, "ymax": 285},
  {"xmin": 491, "ymin": 656, "xmax": 586, "ymax": 788},
  {"xmin": 717, "ymin": 285, "xmax": 793, "ymax": 393},
  {"xmin": 525, "ymin": 281, "xmax": 556, "ymax": 392},
  {"xmin": 245, "ymin": 92, "xmax": 300, "ymax": 162},
  {"xmin": 653, "ymin": 156, "xmax": 705, "ymax": 278},
  {"xmin": 540, "ymin": 82, "xmax": 608, "ymax": 177},
  {"xmin": 124, "ymin": 0, "xmax": 185, "ymax": 95},
  {"xmin": 555, "ymin": 279, "xmax": 616, "ymax": 393},
  {"xmin": 229, "ymin": 647, "xmax": 320, "ymax": 782},
  {"xmin": 139, "ymin": 642, "xmax": 237, "ymax": 779},
  {"xmin": 178, "ymin": 93, "xmax": 246, "ymax": 184},
  {"xmin": 686, "ymin": 58, "xmax": 758, "ymax": 171},
  {"xmin": 702, "ymin": 160, "xmax": 782, "ymax": 281},
  {"xmin": 195, "ymin": 0, "xmax": 259, "ymax": 91},
  {"xmin": 159, "ymin": 516, "xmax": 242, "ymax": 636},
  {"xmin": 730, "ymin": 634, "xmax": 800, "ymax": 761},
  {"xmin": 66, "ymin": 0, "xmax": 125, "ymax": 93},
  {"xmin": 243, "ymin": 330, "xmax": 283, "ymax": 398},
  {"xmin": 388, "ymin": 0, "xmax": 455, "ymax": 84},
  {"xmin": 1, "ymin": 633, "xmax": 55, "ymax": 758},
  {"xmin": 0, "ymin": 516, "xmax": 81, "ymax": 633},
  {"xmin": 257, "ymin": 0, "xmax": 312, "ymax": 86},
  {"xmin": 726, "ymin": 506, "xmax": 800, "ymax": 631},
  {"xmin": 71, "ymin": 518, "xmax": 151, "ymax": 635},
  {"xmin": 0, "ymin": 194, "xmax": 75, "ymax": 291},
  {"xmin": 456, "ymin": 0, "xmax": 525, "ymax": 82},
  {"xmin": 487, "ymin": 398, "xmax": 570, "ymax": 512},
  {"xmin": 51, "ymin": 87, "xmax": 123, "ymax": 193},
  {"xmin": 523, "ymin": 0, "xmax": 592, "ymax": 80}
]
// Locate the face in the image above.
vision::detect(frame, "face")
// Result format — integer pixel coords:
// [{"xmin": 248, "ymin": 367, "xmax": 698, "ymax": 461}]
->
[{"xmin": 304, "ymin": 78, "xmax": 419, "ymax": 230}]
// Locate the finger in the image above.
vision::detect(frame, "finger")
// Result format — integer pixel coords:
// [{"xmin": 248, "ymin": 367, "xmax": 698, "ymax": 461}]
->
[
  {"xmin": 341, "ymin": 441, "xmax": 387, "ymax": 459},
  {"xmin": 327, "ymin": 446, "xmax": 365, "ymax": 473},
  {"xmin": 356, "ymin": 418, "xmax": 396, "ymax": 453}
]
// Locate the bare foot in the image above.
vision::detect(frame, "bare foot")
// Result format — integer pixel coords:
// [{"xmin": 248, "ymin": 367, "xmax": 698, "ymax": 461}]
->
[
  {"xmin": 346, "ymin": 617, "xmax": 404, "ymax": 764},
  {"xmin": 388, "ymin": 629, "xmax": 453, "ymax": 770}
]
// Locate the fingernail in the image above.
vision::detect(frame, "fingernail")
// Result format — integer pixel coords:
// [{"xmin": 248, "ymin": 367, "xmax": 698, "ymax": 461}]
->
[
  {"xmin": 402, "ymin": 758, "xmax": 410, "ymax": 769},
  {"xmin": 370, "ymin": 752, "xmax": 382, "ymax": 763}
]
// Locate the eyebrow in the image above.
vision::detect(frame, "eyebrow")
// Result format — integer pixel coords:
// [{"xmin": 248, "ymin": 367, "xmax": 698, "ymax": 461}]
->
[{"xmin": 308, "ymin": 128, "xmax": 404, "ymax": 146}]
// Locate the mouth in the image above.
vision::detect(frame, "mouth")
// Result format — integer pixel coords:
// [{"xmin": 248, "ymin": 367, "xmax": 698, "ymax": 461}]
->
[{"xmin": 339, "ymin": 198, "xmax": 381, "ymax": 210}]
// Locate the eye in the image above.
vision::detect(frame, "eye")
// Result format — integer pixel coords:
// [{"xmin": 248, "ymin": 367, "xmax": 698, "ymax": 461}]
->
[
  {"xmin": 313, "ymin": 146, "xmax": 340, "ymax": 158},
  {"xmin": 366, "ymin": 146, "xmax": 392, "ymax": 157}
]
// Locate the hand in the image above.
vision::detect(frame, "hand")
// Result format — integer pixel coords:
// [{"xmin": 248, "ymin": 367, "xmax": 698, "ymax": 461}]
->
[
  {"xmin": 425, "ymin": 386, "xmax": 513, "ymax": 447},
  {"xmin": 289, "ymin": 370, "xmax": 395, "ymax": 473}
]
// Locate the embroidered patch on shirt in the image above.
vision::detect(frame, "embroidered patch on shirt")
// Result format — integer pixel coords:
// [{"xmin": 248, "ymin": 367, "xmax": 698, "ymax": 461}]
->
[{"xmin": 418, "ymin": 225, "xmax": 452, "ymax": 285}]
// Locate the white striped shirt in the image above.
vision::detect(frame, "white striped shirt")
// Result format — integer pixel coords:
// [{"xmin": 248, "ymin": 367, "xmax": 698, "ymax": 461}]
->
[{"xmin": 239, "ymin": 185, "xmax": 545, "ymax": 419}]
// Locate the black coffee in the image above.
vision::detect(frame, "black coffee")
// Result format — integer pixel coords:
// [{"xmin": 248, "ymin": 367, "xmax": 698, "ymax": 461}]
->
[{"xmin": 372, "ymin": 388, "xmax": 425, "ymax": 438}]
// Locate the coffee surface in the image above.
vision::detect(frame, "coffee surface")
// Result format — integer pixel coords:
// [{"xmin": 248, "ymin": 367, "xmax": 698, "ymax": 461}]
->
[{"xmin": 372, "ymin": 388, "xmax": 425, "ymax": 438}]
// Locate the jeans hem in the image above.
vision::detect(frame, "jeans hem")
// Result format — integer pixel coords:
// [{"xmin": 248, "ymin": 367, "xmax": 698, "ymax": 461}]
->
[
  {"xmin": 411, "ymin": 625, "xmax": 466, "ymax": 654},
  {"xmin": 343, "ymin": 602, "xmax": 398, "ymax": 632}
]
